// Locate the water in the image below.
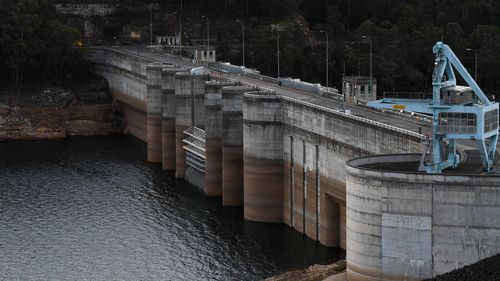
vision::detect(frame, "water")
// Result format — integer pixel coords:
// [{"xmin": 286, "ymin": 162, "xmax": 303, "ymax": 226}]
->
[{"xmin": 0, "ymin": 136, "xmax": 343, "ymax": 281}]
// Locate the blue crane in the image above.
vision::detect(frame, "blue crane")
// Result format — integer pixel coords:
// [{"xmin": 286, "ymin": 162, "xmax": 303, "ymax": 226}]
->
[{"xmin": 367, "ymin": 42, "xmax": 499, "ymax": 173}]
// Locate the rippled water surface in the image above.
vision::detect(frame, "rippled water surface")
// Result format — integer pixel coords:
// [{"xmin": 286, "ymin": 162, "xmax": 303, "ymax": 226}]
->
[{"xmin": 0, "ymin": 136, "xmax": 343, "ymax": 280}]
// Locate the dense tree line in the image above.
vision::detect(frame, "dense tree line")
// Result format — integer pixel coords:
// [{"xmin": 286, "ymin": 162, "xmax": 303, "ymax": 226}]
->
[
  {"xmin": 101, "ymin": 0, "xmax": 500, "ymax": 96},
  {"xmin": 0, "ymin": 0, "xmax": 90, "ymax": 92},
  {"xmin": 5, "ymin": 0, "xmax": 500, "ymax": 97}
]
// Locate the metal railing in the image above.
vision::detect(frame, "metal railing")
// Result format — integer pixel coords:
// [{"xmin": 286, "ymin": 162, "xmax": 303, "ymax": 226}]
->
[
  {"xmin": 183, "ymin": 126, "xmax": 206, "ymax": 172},
  {"xmin": 279, "ymin": 95, "xmax": 426, "ymax": 139},
  {"xmin": 383, "ymin": 92, "xmax": 433, "ymax": 100}
]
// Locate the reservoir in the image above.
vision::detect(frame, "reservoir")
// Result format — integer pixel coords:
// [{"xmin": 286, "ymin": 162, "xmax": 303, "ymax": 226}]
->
[{"xmin": 0, "ymin": 136, "xmax": 342, "ymax": 280}]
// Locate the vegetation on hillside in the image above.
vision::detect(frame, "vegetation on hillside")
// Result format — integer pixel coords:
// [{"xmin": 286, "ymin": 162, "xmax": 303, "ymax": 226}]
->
[
  {"xmin": 81, "ymin": 0, "xmax": 500, "ymax": 96},
  {"xmin": 0, "ymin": 0, "xmax": 90, "ymax": 92}
]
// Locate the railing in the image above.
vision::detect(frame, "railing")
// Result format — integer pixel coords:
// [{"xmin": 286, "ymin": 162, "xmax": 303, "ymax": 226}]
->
[
  {"xmin": 183, "ymin": 126, "xmax": 206, "ymax": 172},
  {"xmin": 383, "ymin": 92, "xmax": 433, "ymax": 100},
  {"xmin": 280, "ymin": 95, "xmax": 426, "ymax": 139}
]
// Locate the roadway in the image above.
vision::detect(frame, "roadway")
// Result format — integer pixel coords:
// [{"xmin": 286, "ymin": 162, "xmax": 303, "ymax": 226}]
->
[
  {"xmin": 102, "ymin": 44, "xmax": 500, "ymax": 169},
  {"xmin": 107, "ymin": 44, "xmax": 432, "ymax": 137}
]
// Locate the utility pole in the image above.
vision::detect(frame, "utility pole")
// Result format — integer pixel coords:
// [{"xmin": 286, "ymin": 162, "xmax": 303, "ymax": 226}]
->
[
  {"xmin": 236, "ymin": 20, "xmax": 245, "ymax": 67},
  {"xmin": 320, "ymin": 30, "xmax": 329, "ymax": 89}
]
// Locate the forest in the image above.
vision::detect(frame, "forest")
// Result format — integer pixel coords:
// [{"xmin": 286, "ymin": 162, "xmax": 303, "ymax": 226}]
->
[
  {"xmin": 0, "ymin": 0, "xmax": 90, "ymax": 92},
  {"xmin": 3, "ymin": 0, "xmax": 500, "ymax": 97}
]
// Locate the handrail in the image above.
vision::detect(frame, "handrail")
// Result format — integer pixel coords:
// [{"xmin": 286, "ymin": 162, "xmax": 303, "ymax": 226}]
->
[{"xmin": 280, "ymin": 95, "xmax": 425, "ymax": 139}]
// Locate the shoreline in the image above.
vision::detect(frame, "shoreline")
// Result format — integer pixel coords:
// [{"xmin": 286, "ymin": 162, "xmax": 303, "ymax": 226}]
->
[{"xmin": 265, "ymin": 260, "xmax": 346, "ymax": 281}]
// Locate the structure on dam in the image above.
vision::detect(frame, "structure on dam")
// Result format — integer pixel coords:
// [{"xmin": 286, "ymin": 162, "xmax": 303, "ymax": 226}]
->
[{"xmin": 90, "ymin": 45, "xmax": 500, "ymax": 280}]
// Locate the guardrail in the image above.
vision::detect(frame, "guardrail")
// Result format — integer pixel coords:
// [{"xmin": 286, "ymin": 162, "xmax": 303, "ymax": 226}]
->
[
  {"xmin": 383, "ymin": 92, "xmax": 433, "ymax": 100},
  {"xmin": 279, "ymin": 95, "xmax": 426, "ymax": 139}
]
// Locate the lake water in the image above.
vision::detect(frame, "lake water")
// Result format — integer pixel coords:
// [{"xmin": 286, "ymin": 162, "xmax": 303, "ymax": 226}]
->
[{"xmin": 0, "ymin": 136, "xmax": 343, "ymax": 280}]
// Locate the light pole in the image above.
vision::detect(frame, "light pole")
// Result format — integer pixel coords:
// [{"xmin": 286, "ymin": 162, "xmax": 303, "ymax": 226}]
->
[
  {"xmin": 179, "ymin": 0, "xmax": 183, "ymax": 56},
  {"xmin": 466, "ymin": 48, "xmax": 478, "ymax": 81},
  {"xmin": 276, "ymin": 25, "xmax": 280, "ymax": 78},
  {"xmin": 362, "ymin": 35, "xmax": 372, "ymax": 97},
  {"xmin": 320, "ymin": 30, "xmax": 329, "ymax": 89},
  {"xmin": 149, "ymin": 5, "xmax": 153, "ymax": 45},
  {"xmin": 236, "ymin": 20, "xmax": 245, "ymax": 67},
  {"xmin": 202, "ymin": 15, "xmax": 210, "ymax": 58}
]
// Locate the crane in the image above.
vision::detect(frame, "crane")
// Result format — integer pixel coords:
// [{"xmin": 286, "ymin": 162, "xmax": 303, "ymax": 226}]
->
[{"xmin": 367, "ymin": 42, "xmax": 499, "ymax": 173}]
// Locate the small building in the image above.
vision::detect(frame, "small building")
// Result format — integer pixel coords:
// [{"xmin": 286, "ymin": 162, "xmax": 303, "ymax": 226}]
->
[
  {"xmin": 193, "ymin": 46, "xmax": 216, "ymax": 63},
  {"xmin": 157, "ymin": 34, "xmax": 180, "ymax": 45},
  {"xmin": 342, "ymin": 76, "xmax": 377, "ymax": 104}
]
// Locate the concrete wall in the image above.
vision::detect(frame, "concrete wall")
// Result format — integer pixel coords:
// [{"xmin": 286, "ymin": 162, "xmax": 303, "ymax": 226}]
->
[
  {"xmin": 346, "ymin": 154, "xmax": 500, "ymax": 281},
  {"xmin": 92, "ymin": 48, "xmax": 150, "ymax": 141},
  {"xmin": 279, "ymin": 97, "xmax": 422, "ymax": 250},
  {"xmin": 243, "ymin": 92, "xmax": 284, "ymax": 223}
]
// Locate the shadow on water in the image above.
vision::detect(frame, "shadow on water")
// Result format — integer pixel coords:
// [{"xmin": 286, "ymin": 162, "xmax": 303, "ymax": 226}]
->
[{"xmin": 0, "ymin": 135, "xmax": 344, "ymax": 281}]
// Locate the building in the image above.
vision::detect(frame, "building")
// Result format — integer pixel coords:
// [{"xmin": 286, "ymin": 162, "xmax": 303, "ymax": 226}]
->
[
  {"xmin": 342, "ymin": 75, "xmax": 377, "ymax": 104},
  {"xmin": 194, "ymin": 46, "xmax": 216, "ymax": 63}
]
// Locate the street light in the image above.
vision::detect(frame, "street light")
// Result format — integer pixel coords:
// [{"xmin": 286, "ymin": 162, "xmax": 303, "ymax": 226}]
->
[
  {"xmin": 320, "ymin": 30, "xmax": 329, "ymax": 89},
  {"xmin": 236, "ymin": 20, "xmax": 245, "ymax": 67},
  {"xmin": 179, "ymin": 0, "xmax": 183, "ymax": 56},
  {"xmin": 201, "ymin": 15, "xmax": 210, "ymax": 57},
  {"xmin": 149, "ymin": 5, "xmax": 153, "ymax": 45},
  {"xmin": 169, "ymin": 12, "xmax": 181, "ymax": 56},
  {"xmin": 362, "ymin": 35, "xmax": 372, "ymax": 97},
  {"xmin": 276, "ymin": 24, "xmax": 280, "ymax": 78},
  {"xmin": 466, "ymin": 48, "xmax": 478, "ymax": 81}
]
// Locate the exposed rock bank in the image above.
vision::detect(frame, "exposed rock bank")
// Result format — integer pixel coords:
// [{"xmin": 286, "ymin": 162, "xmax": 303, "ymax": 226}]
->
[
  {"xmin": 0, "ymin": 77, "xmax": 121, "ymax": 140},
  {"xmin": 265, "ymin": 260, "xmax": 346, "ymax": 281}
]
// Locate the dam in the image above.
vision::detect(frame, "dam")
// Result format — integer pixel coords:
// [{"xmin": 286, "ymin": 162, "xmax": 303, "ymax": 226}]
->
[{"xmin": 89, "ymin": 45, "xmax": 500, "ymax": 280}]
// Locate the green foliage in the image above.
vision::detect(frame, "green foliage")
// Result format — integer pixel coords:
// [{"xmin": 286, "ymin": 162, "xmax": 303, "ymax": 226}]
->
[
  {"xmin": 234, "ymin": 0, "xmax": 500, "ymax": 95},
  {"xmin": 0, "ymin": 0, "xmax": 90, "ymax": 91}
]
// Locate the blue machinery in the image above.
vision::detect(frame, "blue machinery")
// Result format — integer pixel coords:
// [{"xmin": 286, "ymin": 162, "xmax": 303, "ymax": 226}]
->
[{"xmin": 368, "ymin": 42, "xmax": 499, "ymax": 173}]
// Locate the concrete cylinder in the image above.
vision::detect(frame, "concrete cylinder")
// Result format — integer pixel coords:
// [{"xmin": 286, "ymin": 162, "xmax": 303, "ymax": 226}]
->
[
  {"xmin": 204, "ymin": 81, "xmax": 235, "ymax": 197},
  {"xmin": 161, "ymin": 67, "xmax": 184, "ymax": 170},
  {"xmin": 345, "ymin": 154, "xmax": 500, "ymax": 281},
  {"xmin": 222, "ymin": 85, "xmax": 253, "ymax": 206},
  {"xmin": 243, "ymin": 92, "xmax": 283, "ymax": 223},
  {"xmin": 146, "ymin": 63, "xmax": 165, "ymax": 163}
]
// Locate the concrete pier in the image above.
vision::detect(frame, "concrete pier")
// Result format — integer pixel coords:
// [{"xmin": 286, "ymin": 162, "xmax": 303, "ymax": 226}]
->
[
  {"xmin": 204, "ymin": 81, "xmax": 235, "ymax": 196},
  {"xmin": 161, "ymin": 67, "xmax": 184, "ymax": 170},
  {"xmin": 221, "ymin": 85, "xmax": 253, "ymax": 206},
  {"xmin": 243, "ymin": 92, "xmax": 284, "ymax": 223},
  {"xmin": 146, "ymin": 63, "xmax": 165, "ymax": 163},
  {"xmin": 174, "ymin": 72, "xmax": 192, "ymax": 178}
]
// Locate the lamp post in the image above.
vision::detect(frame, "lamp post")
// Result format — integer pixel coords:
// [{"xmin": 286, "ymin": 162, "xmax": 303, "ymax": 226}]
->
[
  {"xmin": 320, "ymin": 30, "xmax": 329, "ymax": 89},
  {"xmin": 362, "ymin": 35, "xmax": 372, "ymax": 97},
  {"xmin": 179, "ymin": 0, "xmax": 183, "ymax": 56},
  {"xmin": 236, "ymin": 20, "xmax": 245, "ymax": 67},
  {"xmin": 149, "ymin": 5, "xmax": 153, "ymax": 45},
  {"xmin": 466, "ymin": 48, "xmax": 478, "ymax": 81},
  {"xmin": 202, "ymin": 15, "xmax": 210, "ymax": 57},
  {"xmin": 277, "ymin": 24, "xmax": 280, "ymax": 78}
]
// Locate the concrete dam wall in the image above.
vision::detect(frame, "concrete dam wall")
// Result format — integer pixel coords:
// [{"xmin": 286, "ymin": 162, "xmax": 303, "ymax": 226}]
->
[{"xmin": 88, "ymin": 48, "xmax": 500, "ymax": 281}]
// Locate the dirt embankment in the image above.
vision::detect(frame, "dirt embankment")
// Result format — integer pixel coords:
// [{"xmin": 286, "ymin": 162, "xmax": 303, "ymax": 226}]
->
[
  {"xmin": 265, "ymin": 260, "xmax": 346, "ymax": 281},
  {"xmin": 0, "ymin": 77, "xmax": 121, "ymax": 140},
  {"xmin": 425, "ymin": 254, "xmax": 500, "ymax": 281}
]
